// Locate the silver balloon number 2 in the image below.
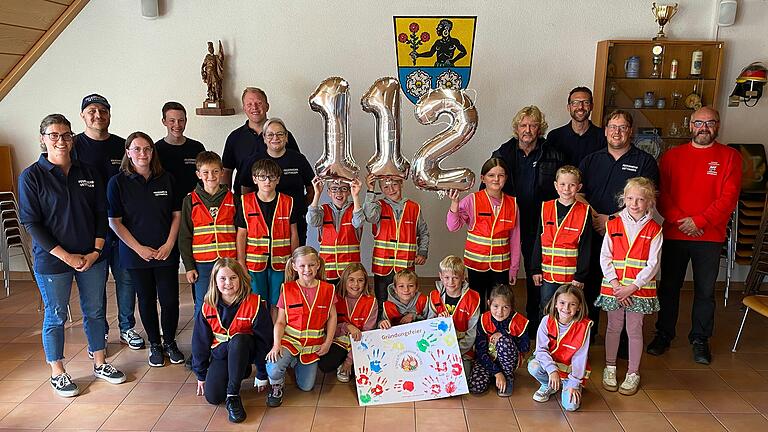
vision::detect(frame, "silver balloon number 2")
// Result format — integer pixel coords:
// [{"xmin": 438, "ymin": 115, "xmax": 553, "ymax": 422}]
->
[
  {"xmin": 411, "ymin": 88, "xmax": 477, "ymax": 192},
  {"xmin": 361, "ymin": 77, "xmax": 410, "ymax": 180},
  {"xmin": 309, "ymin": 77, "xmax": 360, "ymax": 181}
]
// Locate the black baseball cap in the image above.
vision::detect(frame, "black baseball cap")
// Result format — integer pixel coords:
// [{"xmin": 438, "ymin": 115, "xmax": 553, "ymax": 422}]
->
[{"xmin": 81, "ymin": 94, "xmax": 111, "ymax": 111}]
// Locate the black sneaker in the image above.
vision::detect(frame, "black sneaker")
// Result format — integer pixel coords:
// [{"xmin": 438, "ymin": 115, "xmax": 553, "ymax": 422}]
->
[
  {"xmin": 692, "ymin": 340, "xmax": 712, "ymax": 365},
  {"xmin": 94, "ymin": 363, "xmax": 127, "ymax": 384},
  {"xmin": 148, "ymin": 343, "xmax": 165, "ymax": 367},
  {"xmin": 266, "ymin": 383, "xmax": 283, "ymax": 407},
  {"xmin": 163, "ymin": 341, "xmax": 185, "ymax": 364},
  {"xmin": 51, "ymin": 372, "xmax": 79, "ymax": 397},
  {"xmin": 646, "ymin": 335, "xmax": 670, "ymax": 356},
  {"xmin": 226, "ymin": 395, "xmax": 247, "ymax": 423}
]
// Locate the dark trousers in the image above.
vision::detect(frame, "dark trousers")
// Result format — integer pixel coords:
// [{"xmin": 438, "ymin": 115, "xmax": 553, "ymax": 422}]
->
[
  {"xmin": 520, "ymin": 223, "xmax": 540, "ymax": 337},
  {"xmin": 204, "ymin": 334, "xmax": 255, "ymax": 405},
  {"xmin": 374, "ymin": 273, "xmax": 394, "ymax": 319},
  {"xmin": 467, "ymin": 269, "xmax": 508, "ymax": 313},
  {"xmin": 655, "ymin": 240, "xmax": 722, "ymax": 343},
  {"xmin": 583, "ymin": 230, "xmax": 604, "ymax": 336},
  {"xmin": 317, "ymin": 343, "xmax": 349, "ymax": 373},
  {"xmin": 297, "ymin": 216, "xmax": 308, "ymax": 247},
  {"xmin": 468, "ymin": 335, "xmax": 518, "ymax": 394},
  {"xmin": 131, "ymin": 266, "xmax": 179, "ymax": 345}
]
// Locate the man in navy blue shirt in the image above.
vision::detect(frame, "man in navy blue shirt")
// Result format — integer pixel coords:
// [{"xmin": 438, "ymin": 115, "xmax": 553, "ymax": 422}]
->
[
  {"xmin": 547, "ymin": 87, "xmax": 607, "ymax": 167},
  {"xmin": 221, "ymin": 88, "xmax": 299, "ymax": 194},
  {"xmin": 73, "ymin": 94, "xmax": 144, "ymax": 351}
]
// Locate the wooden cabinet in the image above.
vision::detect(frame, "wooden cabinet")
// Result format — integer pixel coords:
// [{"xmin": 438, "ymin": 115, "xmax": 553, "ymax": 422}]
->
[{"xmin": 593, "ymin": 40, "xmax": 724, "ymax": 156}]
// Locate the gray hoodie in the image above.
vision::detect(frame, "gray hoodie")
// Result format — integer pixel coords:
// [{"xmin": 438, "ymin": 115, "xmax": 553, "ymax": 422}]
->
[{"xmin": 382, "ymin": 283, "xmax": 429, "ymax": 324}]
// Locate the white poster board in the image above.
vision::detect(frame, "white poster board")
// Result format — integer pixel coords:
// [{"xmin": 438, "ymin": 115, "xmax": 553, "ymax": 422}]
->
[{"xmin": 351, "ymin": 317, "xmax": 469, "ymax": 406}]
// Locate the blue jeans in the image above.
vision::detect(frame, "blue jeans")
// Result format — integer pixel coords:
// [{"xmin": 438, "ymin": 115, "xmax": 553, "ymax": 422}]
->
[
  {"xmin": 105, "ymin": 240, "xmax": 137, "ymax": 333},
  {"xmin": 528, "ymin": 360, "xmax": 581, "ymax": 411},
  {"xmin": 539, "ymin": 281, "xmax": 561, "ymax": 318},
  {"xmin": 192, "ymin": 262, "xmax": 215, "ymax": 318},
  {"xmin": 267, "ymin": 347, "xmax": 318, "ymax": 391},
  {"xmin": 249, "ymin": 269, "xmax": 284, "ymax": 306},
  {"xmin": 36, "ymin": 260, "xmax": 108, "ymax": 362}
]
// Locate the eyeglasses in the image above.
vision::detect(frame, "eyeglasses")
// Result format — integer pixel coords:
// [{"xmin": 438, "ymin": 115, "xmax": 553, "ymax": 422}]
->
[
  {"xmin": 569, "ymin": 99, "xmax": 592, "ymax": 107},
  {"xmin": 128, "ymin": 147, "xmax": 153, "ymax": 154},
  {"xmin": 606, "ymin": 124, "xmax": 630, "ymax": 132},
  {"xmin": 691, "ymin": 120, "xmax": 718, "ymax": 128},
  {"xmin": 329, "ymin": 186, "xmax": 350, "ymax": 193},
  {"xmin": 255, "ymin": 174, "xmax": 279, "ymax": 182},
  {"xmin": 43, "ymin": 132, "xmax": 75, "ymax": 142},
  {"xmin": 265, "ymin": 132, "xmax": 287, "ymax": 139}
]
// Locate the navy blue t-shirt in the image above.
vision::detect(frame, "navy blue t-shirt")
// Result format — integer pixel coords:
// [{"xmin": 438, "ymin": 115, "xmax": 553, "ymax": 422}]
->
[
  {"xmin": 73, "ymin": 133, "xmax": 125, "ymax": 184},
  {"xmin": 238, "ymin": 149, "xmax": 314, "ymax": 215},
  {"xmin": 155, "ymin": 138, "xmax": 205, "ymax": 196},
  {"xmin": 18, "ymin": 156, "xmax": 107, "ymax": 274},
  {"xmin": 106, "ymin": 171, "xmax": 181, "ymax": 269}
]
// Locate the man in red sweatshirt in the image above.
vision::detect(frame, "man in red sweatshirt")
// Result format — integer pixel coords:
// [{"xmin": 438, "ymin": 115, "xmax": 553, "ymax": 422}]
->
[{"xmin": 647, "ymin": 106, "xmax": 742, "ymax": 365}]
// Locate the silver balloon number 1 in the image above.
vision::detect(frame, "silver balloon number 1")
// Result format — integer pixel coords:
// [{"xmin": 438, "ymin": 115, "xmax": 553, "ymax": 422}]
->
[
  {"xmin": 309, "ymin": 77, "xmax": 360, "ymax": 181},
  {"xmin": 361, "ymin": 77, "xmax": 411, "ymax": 180}
]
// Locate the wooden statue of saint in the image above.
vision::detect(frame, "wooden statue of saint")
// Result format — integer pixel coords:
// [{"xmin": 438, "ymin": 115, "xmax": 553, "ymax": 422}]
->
[{"xmin": 197, "ymin": 40, "xmax": 234, "ymax": 115}]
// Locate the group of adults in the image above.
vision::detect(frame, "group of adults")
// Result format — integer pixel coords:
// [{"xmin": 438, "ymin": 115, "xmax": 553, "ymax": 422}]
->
[
  {"xmin": 18, "ymin": 83, "xmax": 740, "ymax": 398},
  {"xmin": 490, "ymin": 87, "xmax": 741, "ymax": 365}
]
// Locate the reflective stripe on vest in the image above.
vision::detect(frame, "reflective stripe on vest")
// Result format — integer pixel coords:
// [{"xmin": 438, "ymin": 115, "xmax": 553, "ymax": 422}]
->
[
  {"xmin": 202, "ymin": 294, "xmax": 261, "ymax": 349},
  {"xmin": 319, "ymin": 204, "xmax": 361, "ymax": 280},
  {"xmin": 371, "ymin": 200, "xmax": 420, "ymax": 276},
  {"xmin": 280, "ymin": 280, "xmax": 335, "ymax": 364},
  {"xmin": 242, "ymin": 193, "xmax": 293, "ymax": 272},
  {"xmin": 600, "ymin": 216, "xmax": 662, "ymax": 299},
  {"xmin": 464, "ymin": 191, "xmax": 517, "ymax": 272},
  {"xmin": 540, "ymin": 200, "xmax": 589, "ymax": 283},
  {"xmin": 333, "ymin": 294, "xmax": 376, "ymax": 351},
  {"xmin": 546, "ymin": 317, "xmax": 592, "ymax": 383},
  {"xmin": 191, "ymin": 190, "xmax": 238, "ymax": 262}
]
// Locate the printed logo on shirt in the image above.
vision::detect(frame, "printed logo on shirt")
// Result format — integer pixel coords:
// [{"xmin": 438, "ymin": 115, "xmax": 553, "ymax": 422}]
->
[
  {"xmin": 77, "ymin": 179, "xmax": 95, "ymax": 188},
  {"xmin": 153, "ymin": 190, "xmax": 169, "ymax": 197},
  {"xmin": 110, "ymin": 159, "xmax": 121, "ymax": 166},
  {"xmin": 283, "ymin": 168, "xmax": 299, "ymax": 175},
  {"xmin": 707, "ymin": 161, "xmax": 719, "ymax": 176},
  {"xmin": 184, "ymin": 158, "xmax": 196, "ymax": 165},
  {"xmin": 621, "ymin": 164, "xmax": 638, "ymax": 173}
]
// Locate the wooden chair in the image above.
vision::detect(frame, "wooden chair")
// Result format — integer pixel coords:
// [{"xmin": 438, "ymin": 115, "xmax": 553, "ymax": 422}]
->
[{"xmin": 732, "ymin": 295, "xmax": 768, "ymax": 352}]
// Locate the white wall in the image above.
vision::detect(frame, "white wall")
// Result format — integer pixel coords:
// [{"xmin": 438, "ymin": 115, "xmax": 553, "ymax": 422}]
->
[{"xmin": 1, "ymin": 0, "xmax": 766, "ymax": 279}]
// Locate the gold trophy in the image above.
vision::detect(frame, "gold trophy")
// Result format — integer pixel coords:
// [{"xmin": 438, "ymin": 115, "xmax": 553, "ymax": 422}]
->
[{"xmin": 652, "ymin": 3, "xmax": 679, "ymax": 40}]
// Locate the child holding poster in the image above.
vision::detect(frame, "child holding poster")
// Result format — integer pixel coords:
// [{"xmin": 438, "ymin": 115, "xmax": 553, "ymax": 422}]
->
[{"xmin": 379, "ymin": 269, "xmax": 429, "ymax": 329}]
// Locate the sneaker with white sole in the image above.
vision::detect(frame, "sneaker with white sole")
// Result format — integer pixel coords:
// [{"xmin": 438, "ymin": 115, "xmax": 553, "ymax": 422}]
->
[
  {"xmin": 148, "ymin": 343, "xmax": 165, "ymax": 367},
  {"xmin": 94, "ymin": 363, "xmax": 127, "ymax": 384},
  {"xmin": 336, "ymin": 365, "xmax": 350, "ymax": 383},
  {"xmin": 51, "ymin": 372, "xmax": 79, "ymax": 397},
  {"xmin": 266, "ymin": 383, "xmax": 283, "ymax": 407},
  {"xmin": 618, "ymin": 373, "xmax": 641, "ymax": 395},
  {"xmin": 602, "ymin": 365, "xmax": 618, "ymax": 392},
  {"xmin": 163, "ymin": 340, "xmax": 185, "ymax": 364},
  {"xmin": 532, "ymin": 384, "xmax": 557, "ymax": 402},
  {"xmin": 120, "ymin": 328, "xmax": 145, "ymax": 350}
]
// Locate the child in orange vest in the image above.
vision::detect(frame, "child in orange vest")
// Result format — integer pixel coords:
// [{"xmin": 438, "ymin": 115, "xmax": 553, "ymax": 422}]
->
[
  {"xmin": 528, "ymin": 283, "xmax": 592, "ymax": 411},
  {"xmin": 190, "ymin": 258, "xmax": 273, "ymax": 424},
  {"xmin": 235, "ymin": 159, "xmax": 299, "ymax": 314},
  {"xmin": 596, "ymin": 177, "xmax": 662, "ymax": 396},
  {"xmin": 531, "ymin": 165, "xmax": 592, "ymax": 317},
  {"xmin": 447, "ymin": 157, "xmax": 520, "ymax": 312},
  {"xmin": 427, "ymin": 256, "xmax": 481, "ymax": 371},
  {"xmin": 307, "ymin": 177, "xmax": 364, "ymax": 285},
  {"xmin": 318, "ymin": 263, "xmax": 378, "ymax": 382},
  {"xmin": 379, "ymin": 269, "xmax": 429, "ymax": 329},
  {"xmin": 179, "ymin": 151, "xmax": 238, "ymax": 318},
  {"xmin": 364, "ymin": 175, "xmax": 429, "ymax": 315},
  {"xmin": 265, "ymin": 246, "xmax": 337, "ymax": 407},
  {"xmin": 469, "ymin": 284, "xmax": 530, "ymax": 397}
]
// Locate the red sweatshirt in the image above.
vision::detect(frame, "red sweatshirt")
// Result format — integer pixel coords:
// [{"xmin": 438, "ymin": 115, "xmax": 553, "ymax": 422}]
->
[{"xmin": 658, "ymin": 141, "xmax": 742, "ymax": 242}]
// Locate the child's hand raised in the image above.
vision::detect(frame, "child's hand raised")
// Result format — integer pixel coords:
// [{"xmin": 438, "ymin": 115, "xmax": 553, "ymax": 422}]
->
[
  {"xmin": 312, "ymin": 176, "xmax": 325, "ymax": 195},
  {"xmin": 548, "ymin": 371, "xmax": 561, "ymax": 391},
  {"xmin": 366, "ymin": 174, "xmax": 377, "ymax": 192},
  {"xmin": 350, "ymin": 178, "xmax": 362, "ymax": 196}
]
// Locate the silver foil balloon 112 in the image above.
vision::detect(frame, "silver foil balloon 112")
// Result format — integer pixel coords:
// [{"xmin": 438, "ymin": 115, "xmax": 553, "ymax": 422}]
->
[
  {"xmin": 411, "ymin": 88, "xmax": 477, "ymax": 192},
  {"xmin": 309, "ymin": 77, "xmax": 360, "ymax": 181},
  {"xmin": 361, "ymin": 77, "xmax": 410, "ymax": 180}
]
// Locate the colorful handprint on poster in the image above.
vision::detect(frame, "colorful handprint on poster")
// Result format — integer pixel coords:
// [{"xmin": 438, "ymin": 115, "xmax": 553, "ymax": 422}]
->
[{"xmin": 351, "ymin": 317, "xmax": 468, "ymax": 406}]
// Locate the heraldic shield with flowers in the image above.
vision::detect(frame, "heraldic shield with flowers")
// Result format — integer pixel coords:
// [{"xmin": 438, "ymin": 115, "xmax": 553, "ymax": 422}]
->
[{"xmin": 394, "ymin": 16, "xmax": 477, "ymax": 104}]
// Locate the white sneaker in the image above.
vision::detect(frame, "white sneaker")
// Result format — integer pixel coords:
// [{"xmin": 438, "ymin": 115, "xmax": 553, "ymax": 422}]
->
[
  {"xmin": 254, "ymin": 377, "xmax": 268, "ymax": 392},
  {"xmin": 602, "ymin": 365, "xmax": 618, "ymax": 392},
  {"xmin": 619, "ymin": 373, "xmax": 641, "ymax": 396},
  {"xmin": 532, "ymin": 384, "xmax": 557, "ymax": 402},
  {"xmin": 336, "ymin": 365, "xmax": 350, "ymax": 383}
]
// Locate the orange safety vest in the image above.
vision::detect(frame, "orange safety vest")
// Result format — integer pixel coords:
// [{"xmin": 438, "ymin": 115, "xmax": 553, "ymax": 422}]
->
[
  {"xmin": 333, "ymin": 293, "xmax": 376, "ymax": 351},
  {"xmin": 382, "ymin": 294, "xmax": 428, "ymax": 325},
  {"xmin": 480, "ymin": 311, "xmax": 529, "ymax": 361},
  {"xmin": 191, "ymin": 190, "xmax": 238, "ymax": 262},
  {"xmin": 600, "ymin": 216, "xmax": 662, "ymax": 299},
  {"xmin": 540, "ymin": 200, "xmax": 590, "ymax": 283},
  {"xmin": 202, "ymin": 293, "xmax": 261, "ymax": 349},
  {"xmin": 429, "ymin": 288, "xmax": 480, "ymax": 338},
  {"xmin": 280, "ymin": 280, "xmax": 335, "ymax": 364},
  {"xmin": 371, "ymin": 200, "xmax": 420, "ymax": 276},
  {"xmin": 319, "ymin": 204, "xmax": 361, "ymax": 280},
  {"xmin": 546, "ymin": 316, "xmax": 592, "ymax": 384},
  {"xmin": 242, "ymin": 192, "xmax": 293, "ymax": 272},
  {"xmin": 464, "ymin": 191, "xmax": 517, "ymax": 272}
]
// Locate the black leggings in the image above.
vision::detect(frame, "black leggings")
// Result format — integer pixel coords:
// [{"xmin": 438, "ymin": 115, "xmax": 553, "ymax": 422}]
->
[
  {"xmin": 317, "ymin": 343, "xmax": 349, "ymax": 373},
  {"xmin": 467, "ymin": 269, "xmax": 508, "ymax": 312},
  {"xmin": 204, "ymin": 334, "xmax": 255, "ymax": 404},
  {"xmin": 131, "ymin": 266, "xmax": 179, "ymax": 345}
]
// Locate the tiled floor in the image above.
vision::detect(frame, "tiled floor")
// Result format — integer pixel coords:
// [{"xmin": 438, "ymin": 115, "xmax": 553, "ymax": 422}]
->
[{"xmin": 0, "ymin": 278, "xmax": 766, "ymax": 431}]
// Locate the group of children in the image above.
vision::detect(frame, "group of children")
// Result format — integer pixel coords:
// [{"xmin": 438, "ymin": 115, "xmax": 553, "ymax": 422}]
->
[{"xmin": 185, "ymin": 150, "xmax": 662, "ymax": 422}]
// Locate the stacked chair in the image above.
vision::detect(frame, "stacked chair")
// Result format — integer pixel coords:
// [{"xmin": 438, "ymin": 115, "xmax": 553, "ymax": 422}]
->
[{"xmin": 0, "ymin": 191, "xmax": 37, "ymax": 298}]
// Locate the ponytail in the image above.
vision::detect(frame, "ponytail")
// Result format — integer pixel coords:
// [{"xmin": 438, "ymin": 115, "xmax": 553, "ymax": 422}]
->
[{"xmin": 283, "ymin": 246, "xmax": 327, "ymax": 282}]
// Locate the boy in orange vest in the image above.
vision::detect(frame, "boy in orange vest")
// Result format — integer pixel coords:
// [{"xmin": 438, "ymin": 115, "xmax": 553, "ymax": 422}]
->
[
  {"xmin": 427, "ymin": 256, "xmax": 480, "ymax": 371},
  {"xmin": 364, "ymin": 175, "xmax": 430, "ymax": 315},
  {"xmin": 306, "ymin": 177, "xmax": 364, "ymax": 285},
  {"xmin": 179, "ymin": 151, "xmax": 237, "ymax": 318},
  {"xmin": 235, "ymin": 159, "xmax": 299, "ymax": 312},
  {"xmin": 531, "ymin": 166, "xmax": 592, "ymax": 316},
  {"xmin": 379, "ymin": 269, "xmax": 429, "ymax": 329}
]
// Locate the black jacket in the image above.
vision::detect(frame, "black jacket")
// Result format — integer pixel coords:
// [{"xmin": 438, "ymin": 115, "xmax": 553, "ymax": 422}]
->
[{"xmin": 491, "ymin": 137, "xmax": 565, "ymax": 202}]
